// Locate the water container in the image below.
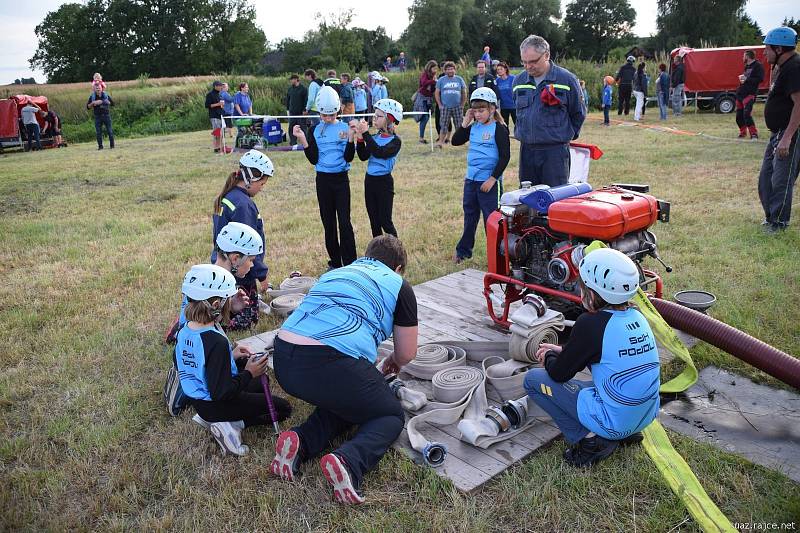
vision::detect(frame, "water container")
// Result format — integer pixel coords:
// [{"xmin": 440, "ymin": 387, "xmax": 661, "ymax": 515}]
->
[
  {"xmin": 522, "ymin": 182, "xmax": 593, "ymax": 213},
  {"xmin": 500, "ymin": 183, "xmax": 549, "ymax": 207}
]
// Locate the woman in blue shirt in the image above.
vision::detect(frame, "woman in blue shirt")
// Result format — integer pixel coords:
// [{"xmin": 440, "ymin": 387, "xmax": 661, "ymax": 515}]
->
[{"xmin": 495, "ymin": 61, "xmax": 516, "ymax": 128}]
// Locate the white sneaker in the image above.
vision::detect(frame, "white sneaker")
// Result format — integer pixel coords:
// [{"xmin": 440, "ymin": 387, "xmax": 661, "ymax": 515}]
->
[{"xmin": 209, "ymin": 421, "xmax": 249, "ymax": 456}]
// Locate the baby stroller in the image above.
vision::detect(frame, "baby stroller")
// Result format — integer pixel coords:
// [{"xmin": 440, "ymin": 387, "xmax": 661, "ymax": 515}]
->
[{"xmin": 234, "ymin": 117, "xmax": 265, "ymax": 149}]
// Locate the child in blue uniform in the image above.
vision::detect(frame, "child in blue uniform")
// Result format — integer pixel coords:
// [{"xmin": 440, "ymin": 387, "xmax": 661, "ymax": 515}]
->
[
  {"xmin": 451, "ymin": 87, "xmax": 510, "ymax": 263},
  {"xmin": 354, "ymin": 98, "xmax": 403, "ymax": 237},
  {"xmin": 524, "ymin": 248, "xmax": 660, "ymax": 467},
  {"xmin": 603, "ymin": 76, "xmax": 614, "ymax": 126},
  {"xmin": 353, "ymin": 78, "xmax": 368, "ymax": 116},
  {"xmin": 175, "ymin": 265, "xmax": 292, "ymax": 456},
  {"xmin": 292, "ymin": 86, "xmax": 357, "ymax": 269},
  {"xmin": 211, "ymin": 150, "xmax": 274, "ymax": 326}
]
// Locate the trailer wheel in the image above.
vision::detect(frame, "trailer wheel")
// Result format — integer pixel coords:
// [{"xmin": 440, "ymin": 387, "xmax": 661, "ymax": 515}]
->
[{"xmin": 715, "ymin": 95, "xmax": 736, "ymax": 114}]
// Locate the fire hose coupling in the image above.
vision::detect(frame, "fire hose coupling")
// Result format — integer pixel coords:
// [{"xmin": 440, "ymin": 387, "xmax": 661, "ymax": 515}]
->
[
  {"xmin": 422, "ymin": 442, "xmax": 448, "ymax": 467},
  {"xmin": 522, "ymin": 293, "xmax": 547, "ymax": 317},
  {"xmin": 486, "ymin": 398, "xmax": 530, "ymax": 432}
]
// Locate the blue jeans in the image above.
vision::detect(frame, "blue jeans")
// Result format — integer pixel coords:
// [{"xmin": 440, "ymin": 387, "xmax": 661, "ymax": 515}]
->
[
  {"xmin": 455, "ymin": 179, "xmax": 502, "ymax": 259},
  {"xmin": 603, "ymin": 105, "xmax": 610, "ymax": 124},
  {"xmin": 519, "ymin": 143, "xmax": 570, "ymax": 187},
  {"xmin": 418, "ymin": 98, "xmax": 431, "ymax": 139},
  {"xmin": 273, "ymin": 337, "xmax": 404, "ymax": 488},
  {"xmin": 657, "ymin": 92, "xmax": 668, "ymax": 120},
  {"xmin": 758, "ymin": 131, "xmax": 800, "ymax": 227},
  {"xmin": 671, "ymin": 84, "xmax": 684, "ymax": 116},
  {"xmin": 94, "ymin": 114, "xmax": 114, "ymax": 148},
  {"xmin": 24, "ymin": 123, "xmax": 41, "ymax": 151},
  {"xmin": 524, "ymin": 368, "xmax": 593, "ymax": 444}
]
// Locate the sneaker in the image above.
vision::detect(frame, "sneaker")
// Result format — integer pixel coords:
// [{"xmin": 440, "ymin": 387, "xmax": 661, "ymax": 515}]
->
[
  {"xmin": 270, "ymin": 430, "xmax": 302, "ymax": 481},
  {"xmin": 98, "ymin": 146, "xmax": 103, "ymax": 150},
  {"xmin": 223, "ymin": 147, "xmax": 233, "ymax": 154},
  {"xmin": 619, "ymin": 432, "xmax": 644, "ymax": 447},
  {"xmin": 564, "ymin": 435, "xmax": 618, "ymax": 467},
  {"xmin": 209, "ymin": 421, "xmax": 249, "ymax": 456},
  {"xmin": 192, "ymin": 413, "xmax": 211, "ymax": 431},
  {"xmin": 750, "ymin": 134, "xmax": 758, "ymax": 141},
  {"xmin": 763, "ymin": 223, "xmax": 786, "ymax": 235},
  {"xmin": 320, "ymin": 453, "xmax": 365, "ymax": 504},
  {"xmin": 163, "ymin": 365, "xmax": 189, "ymax": 416},
  {"xmin": 737, "ymin": 132, "xmax": 746, "ymax": 138}
]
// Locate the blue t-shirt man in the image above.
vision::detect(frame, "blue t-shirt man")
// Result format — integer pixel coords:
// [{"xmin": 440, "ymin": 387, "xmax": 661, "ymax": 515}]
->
[{"xmin": 436, "ymin": 74, "xmax": 467, "ymax": 109}]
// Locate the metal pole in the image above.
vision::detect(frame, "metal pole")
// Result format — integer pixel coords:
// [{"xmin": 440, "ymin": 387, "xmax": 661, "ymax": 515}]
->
[{"xmin": 429, "ymin": 109, "xmax": 434, "ymax": 153}]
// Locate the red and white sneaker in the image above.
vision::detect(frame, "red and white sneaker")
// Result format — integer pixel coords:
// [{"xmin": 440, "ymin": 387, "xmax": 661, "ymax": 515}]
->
[
  {"xmin": 320, "ymin": 453, "xmax": 365, "ymax": 505},
  {"xmin": 270, "ymin": 430, "xmax": 301, "ymax": 481}
]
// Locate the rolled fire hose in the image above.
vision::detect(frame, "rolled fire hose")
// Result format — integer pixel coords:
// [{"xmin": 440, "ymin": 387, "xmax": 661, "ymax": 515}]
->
[
  {"xmin": 269, "ymin": 293, "xmax": 306, "ymax": 317},
  {"xmin": 650, "ymin": 297, "xmax": 800, "ymax": 389},
  {"xmin": 402, "ymin": 344, "xmax": 467, "ymax": 380},
  {"xmin": 508, "ymin": 307, "xmax": 564, "ymax": 363},
  {"xmin": 482, "ymin": 355, "xmax": 535, "ymax": 401},
  {"xmin": 264, "ymin": 275, "xmax": 316, "ymax": 298}
]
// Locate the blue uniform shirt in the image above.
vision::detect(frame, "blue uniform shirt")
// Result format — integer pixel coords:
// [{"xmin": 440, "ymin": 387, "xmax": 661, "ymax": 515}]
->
[
  {"xmin": 603, "ymin": 85, "xmax": 613, "ymax": 106},
  {"xmin": 354, "ymin": 87, "xmax": 367, "ymax": 111},
  {"xmin": 281, "ymin": 257, "xmax": 404, "ymax": 363},
  {"xmin": 437, "ymin": 75, "xmax": 467, "ymax": 109},
  {"xmin": 466, "ymin": 122, "xmax": 501, "ymax": 182},
  {"xmin": 175, "ymin": 324, "xmax": 236, "ymax": 401},
  {"xmin": 366, "ymin": 134, "xmax": 398, "ymax": 176},
  {"xmin": 512, "ymin": 64, "xmax": 586, "ymax": 145},
  {"xmin": 211, "ymin": 186, "xmax": 268, "ymax": 283},
  {"xmin": 496, "ymin": 75, "xmax": 516, "ymax": 110},
  {"xmin": 220, "ymin": 91, "xmax": 234, "ymax": 115},
  {"xmin": 234, "ymin": 92, "xmax": 252, "ymax": 114},
  {"xmin": 313, "ymin": 121, "xmax": 352, "ymax": 173},
  {"xmin": 577, "ymin": 308, "xmax": 661, "ymax": 439},
  {"xmin": 306, "ymin": 80, "xmax": 321, "ymax": 112}
]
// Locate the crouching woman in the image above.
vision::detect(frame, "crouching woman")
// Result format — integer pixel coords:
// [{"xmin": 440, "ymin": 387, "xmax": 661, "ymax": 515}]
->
[
  {"xmin": 523, "ymin": 248, "xmax": 660, "ymax": 467},
  {"xmin": 269, "ymin": 235, "xmax": 418, "ymax": 504}
]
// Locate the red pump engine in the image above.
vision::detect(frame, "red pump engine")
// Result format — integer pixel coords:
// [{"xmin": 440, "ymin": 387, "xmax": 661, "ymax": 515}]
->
[{"xmin": 484, "ymin": 183, "xmax": 671, "ymax": 327}]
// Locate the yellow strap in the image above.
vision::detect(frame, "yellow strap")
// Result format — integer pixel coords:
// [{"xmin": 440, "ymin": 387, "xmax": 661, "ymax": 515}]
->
[
  {"xmin": 643, "ymin": 422, "xmax": 736, "ymax": 533},
  {"xmin": 221, "ymin": 198, "xmax": 236, "ymax": 212},
  {"xmin": 514, "ymin": 84, "xmax": 536, "ymax": 91},
  {"xmin": 552, "ymin": 84, "xmax": 571, "ymax": 91}
]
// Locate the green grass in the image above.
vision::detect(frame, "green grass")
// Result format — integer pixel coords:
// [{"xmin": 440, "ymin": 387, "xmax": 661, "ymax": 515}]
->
[{"xmin": 0, "ymin": 106, "xmax": 798, "ymax": 530}]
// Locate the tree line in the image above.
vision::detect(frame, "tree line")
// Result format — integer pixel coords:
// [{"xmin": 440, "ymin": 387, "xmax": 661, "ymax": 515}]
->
[{"xmin": 31, "ymin": 0, "xmax": 787, "ymax": 84}]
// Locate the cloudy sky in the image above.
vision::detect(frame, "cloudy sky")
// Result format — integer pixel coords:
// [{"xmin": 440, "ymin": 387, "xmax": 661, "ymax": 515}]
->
[{"xmin": 0, "ymin": 0, "xmax": 795, "ymax": 83}]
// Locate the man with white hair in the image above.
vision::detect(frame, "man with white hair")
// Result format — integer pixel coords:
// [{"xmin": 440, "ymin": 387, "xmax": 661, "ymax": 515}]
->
[{"xmin": 512, "ymin": 35, "xmax": 585, "ymax": 187}]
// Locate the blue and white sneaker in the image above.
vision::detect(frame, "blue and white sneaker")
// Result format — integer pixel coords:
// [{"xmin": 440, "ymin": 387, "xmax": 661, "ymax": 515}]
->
[
  {"xmin": 192, "ymin": 414, "xmax": 211, "ymax": 430},
  {"xmin": 163, "ymin": 365, "xmax": 189, "ymax": 417}
]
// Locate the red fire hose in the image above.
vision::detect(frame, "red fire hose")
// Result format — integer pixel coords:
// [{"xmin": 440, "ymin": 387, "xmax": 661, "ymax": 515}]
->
[{"xmin": 650, "ymin": 297, "xmax": 800, "ymax": 389}]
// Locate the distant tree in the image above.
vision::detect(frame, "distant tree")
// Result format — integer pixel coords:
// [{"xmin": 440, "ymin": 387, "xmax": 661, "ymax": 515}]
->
[
  {"xmin": 735, "ymin": 13, "xmax": 762, "ymax": 45},
  {"xmin": 353, "ymin": 27, "xmax": 397, "ymax": 71},
  {"xmin": 563, "ymin": 0, "xmax": 636, "ymax": 60},
  {"xmin": 30, "ymin": 0, "xmax": 267, "ymax": 83},
  {"xmin": 480, "ymin": 0, "xmax": 564, "ymax": 62},
  {"xmin": 317, "ymin": 10, "xmax": 364, "ymax": 69},
  {"xmin": 403, "ymin": 0, "xmax": 465, "ymax": 62},
  {"xmin": 782, "ymin": 17, "xmax": 800, "ymax": 36},
  {"xmin": 653, "ymin": 0, "xmax": 746, "ymax": 50}
]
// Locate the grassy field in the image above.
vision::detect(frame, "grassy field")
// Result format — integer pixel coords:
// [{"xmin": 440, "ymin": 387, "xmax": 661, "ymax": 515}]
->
[{"xmin": 1, "ymin": 105, "xmax": 798, "ymax": 531}]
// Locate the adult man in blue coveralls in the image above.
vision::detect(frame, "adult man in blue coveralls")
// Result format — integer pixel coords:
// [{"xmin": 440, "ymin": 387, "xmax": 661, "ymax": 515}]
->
[{"xmin": 513, "ymin": 35, "xmax": 586, "ymax": 187}]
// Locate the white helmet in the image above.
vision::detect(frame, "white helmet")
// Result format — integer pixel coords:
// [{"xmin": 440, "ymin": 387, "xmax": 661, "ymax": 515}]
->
[
  {"xmin": 239, "ymin": 150, "xmax": 274, "ymax": 186},
  {"xmin": 579, "ymin": 248, "xmax": 640, "ymax": 304},
  {"xmin": 182, "ymin": 264, "xmax": 238, "ymax": 301},
  {"xmin": 470, "ymin": 87, "xmax": 498, "ymax": 105},
  {"xmin": 316, "ymin": 85, "xmax": 340, "ymax": 115},
  {"xmin": 374, "ymin": 98, "xmax": 403, "ymax": 124},
  {"xmin": 627, "ymin": 55, "xmax": 635, "ymax": 63},
  {"xmin": 216, "ymin": 222, "xmax": 263, "ymax": 256}
]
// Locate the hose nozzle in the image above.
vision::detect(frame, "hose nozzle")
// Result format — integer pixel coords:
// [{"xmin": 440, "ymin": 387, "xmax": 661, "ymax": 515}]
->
[{"xmin": 422, "ymin": 442, "xmax": 447, "ymax": 467}]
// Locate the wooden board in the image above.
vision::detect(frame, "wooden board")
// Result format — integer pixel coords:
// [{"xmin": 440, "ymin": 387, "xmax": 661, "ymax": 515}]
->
[{"xmin": 236, "ymin": 268, "xmax": 698, "ymax": 493}]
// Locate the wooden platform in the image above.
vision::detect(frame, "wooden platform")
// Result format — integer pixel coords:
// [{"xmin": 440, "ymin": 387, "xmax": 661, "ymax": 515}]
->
[{"xmin": 237, "ymin": 268, "xmax": 693, "ymax": 494}]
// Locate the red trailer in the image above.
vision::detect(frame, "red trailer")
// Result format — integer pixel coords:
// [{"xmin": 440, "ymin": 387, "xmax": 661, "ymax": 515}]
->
[
  {"xmin": 0, "ymin": 94, "xmax": 52, "ymax": 151},
  {"xmin": 670, "ymin": 45, "xmax": 772, "ymax": 113}
]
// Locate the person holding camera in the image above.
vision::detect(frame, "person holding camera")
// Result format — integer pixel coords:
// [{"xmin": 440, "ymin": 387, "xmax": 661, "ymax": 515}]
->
[{"xmin": 174, "ymin": 264, "xmax": 292, "ymax": 456}]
